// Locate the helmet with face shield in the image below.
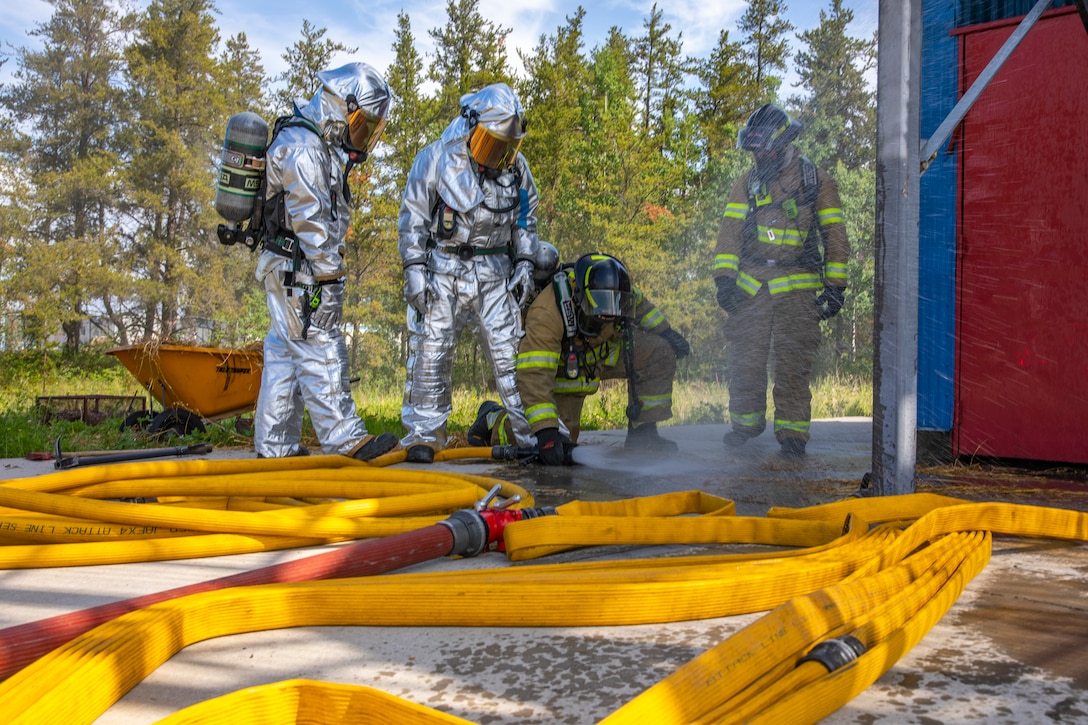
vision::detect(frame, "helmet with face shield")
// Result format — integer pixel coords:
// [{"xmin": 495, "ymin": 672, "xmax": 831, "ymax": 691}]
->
[
  {"xmin": 460, "ymin": 83, "xmax": 527, "ymax": 170},
  {"xmin": 315, "ymin": 62, "xmax": 391, "ymax": 159},
  {"xmin": 737, "ymin": 102, "xmax": 801, "ymax": 154},
  {"xmin": 572, "ymin": 252, "xmax": 633, "ymax": 336}
]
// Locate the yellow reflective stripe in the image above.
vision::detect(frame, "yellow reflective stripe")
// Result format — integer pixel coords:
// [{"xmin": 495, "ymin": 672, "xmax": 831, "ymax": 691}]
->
[
  {"xmin": 640, "ymin": 308, "xmax": 665, "ymax": 330},
  {"xmin": 713, "ymin": 254, "xmax": 739, "ymax": 272},
  {"xmin": 737, "ymin": 272, "xmax": 762, "ymax": 295},
  {"xmin": 639, "ymin": 393, "xmax": 672, "ymax": 410},
  {"xmin": 767, "ymin": 273, "xmax": 822, "ymax": 295},
  {"xmin": 724, "ymin": 202, "xmax": 747, "ymax": 219},
  {"xmin": 825, "ymin": 262, "xmax": 848, "ymax": 282},
  {"xmin": 516, "ymin": 350, "xmax": 561, "ymax": 370},
  {"xmin": 757, "ymin": 226, "xmax": 803, "ymax": 247},
  {"xmin": 731, "ymin": 411, "xmax": 765, "ymax": 428},
  {"xmin": 555, "ymin": 379, "xmax": 600, "ymax": 395},
  {"xmin": 496, "ymin": 413, "xmax": 510, "ymax": 446},
  {"xmin": 818, "ymin": 207, "xmax": 844, "ymax": 225},
  {"xmin": 775, "ymin": 418, "xmax": 810, "ymax": 434},
  {"xmin": 526, "ymin": 403, "xmax": 558, "ymax": 426}
]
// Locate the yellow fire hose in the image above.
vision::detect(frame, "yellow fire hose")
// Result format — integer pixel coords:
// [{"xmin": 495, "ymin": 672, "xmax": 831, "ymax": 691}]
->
[{"xmin": 0, "ymin": 454, "xmax": 1084, "ymax": 724}]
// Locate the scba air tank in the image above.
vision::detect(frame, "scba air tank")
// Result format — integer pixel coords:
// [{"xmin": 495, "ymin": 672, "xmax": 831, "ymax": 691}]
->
[{"xmin": 215, "ymin": 112, "xmax": 269, "ymax": 223}]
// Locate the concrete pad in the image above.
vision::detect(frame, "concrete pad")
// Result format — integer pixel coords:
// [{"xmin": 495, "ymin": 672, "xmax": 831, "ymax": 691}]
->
[{"xmin": 1, "ymin": 418, "xmax": 1086, "ymax": 723}]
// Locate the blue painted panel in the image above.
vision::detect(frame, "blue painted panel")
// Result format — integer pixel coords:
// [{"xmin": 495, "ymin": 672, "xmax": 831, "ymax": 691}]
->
[{"xmin": 918, "ymin": 0, "xmax": 960, "ymax": 431}]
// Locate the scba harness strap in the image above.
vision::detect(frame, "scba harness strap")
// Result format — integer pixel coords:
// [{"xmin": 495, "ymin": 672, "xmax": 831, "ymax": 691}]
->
[{"xmin": 742, "ymin": 156, "xmax": 823, "ymax": 272}]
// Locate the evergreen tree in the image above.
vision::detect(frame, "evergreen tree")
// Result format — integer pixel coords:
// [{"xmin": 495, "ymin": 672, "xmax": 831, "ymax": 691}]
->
[
  {"xmin": 631, "ymin": 3, "xmax": 687, "ymax": 148},
  {"xmin": 518, "ymin": 7, "xmax": 591, "ymax": 248},
  {"xmin": 692, "ymin": 29, "xmax": 758, "ymax": 161},
  {"xmin": 427, "ymin": 0, "xmax": 514, "ymax": 123},
  {"xmin": 272, "ymin": 19, "xmax": 356, "ymax": 116},
  {"xmin": 0, "ymin": 0, "xmax": 134, "ymax": 352},
  {"xmin": 738, "ymin": 0, "xmax": 794, "ymax": 101},
  {"xmin": 120, "ymin": 0, "xmax": 226, "ymax": 340},
  {"xmin": 385, "ymin": 11, "xmax": 432, "ymax": 187},
  {"xmin": 791, "ymin": 0, "xmax": 876, "ymax": 171},
  {"xmin": 219, "ymin": 32, "xmax": 266, "ymax": 114}
]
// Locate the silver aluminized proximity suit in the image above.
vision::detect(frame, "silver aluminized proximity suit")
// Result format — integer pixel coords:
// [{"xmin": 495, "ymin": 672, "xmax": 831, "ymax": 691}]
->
[
  {"xmin": 254, "ymin": 63, "xmax": 393, "ymax": 459},
  {"xmin": 399, "ymin": 83, "xmax": 539, "ymax": 453}
]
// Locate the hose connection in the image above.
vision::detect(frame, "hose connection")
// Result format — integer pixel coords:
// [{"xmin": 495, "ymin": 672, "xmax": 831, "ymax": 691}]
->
[
  {"xmin": 490, "ymin": 445, "xmax": 540, "ymax": 461},
  {"xmin": 438, "ymin": 484, "xmax": 557, "ymax": 557},
  {"xmin": 798, "ymin": 635, "xmax": 867, "ymax": 673}
]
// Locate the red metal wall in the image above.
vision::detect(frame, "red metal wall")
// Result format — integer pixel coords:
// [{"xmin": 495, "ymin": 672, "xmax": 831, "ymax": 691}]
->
[{"xmin": 954, "ymin": 8, "xmax": 1088, "ymax": 463}]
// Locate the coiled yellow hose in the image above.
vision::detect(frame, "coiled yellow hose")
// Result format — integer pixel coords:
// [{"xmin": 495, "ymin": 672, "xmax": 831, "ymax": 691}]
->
[{"xmin": 0, "ymin": 456, "xmax": 1084, "ymax": 724}]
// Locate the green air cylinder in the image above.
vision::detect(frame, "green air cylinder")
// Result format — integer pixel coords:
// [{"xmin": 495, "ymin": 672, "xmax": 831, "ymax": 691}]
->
[{"xmin": 215, "ymin": 112, "xmax": 269, "ymax": 223}]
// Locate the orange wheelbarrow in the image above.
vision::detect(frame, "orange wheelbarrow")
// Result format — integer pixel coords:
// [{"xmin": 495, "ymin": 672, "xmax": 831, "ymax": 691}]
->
[{"xmin": 107, "ymin": 343, "xmax": 263, "ymax": 436}]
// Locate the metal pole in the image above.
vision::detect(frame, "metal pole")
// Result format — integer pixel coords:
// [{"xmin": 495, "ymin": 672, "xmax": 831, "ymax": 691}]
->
[
  {"xmin": 872, "ymin": 0, "xmax": 922, "ymax": 496},
  {"xmin": 920, "ymin": 0, "xmax": 1054, "ymax": 172}
]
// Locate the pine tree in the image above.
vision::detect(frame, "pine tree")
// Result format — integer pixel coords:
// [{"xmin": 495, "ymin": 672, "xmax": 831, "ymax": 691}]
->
[
  {"xmin": 0, "ymin": 0, "xmax": 134, "ymax": 352},
  {"xmin": 518, "ymin": 8, "xmax": 591, "ymax": 248},
  {"xmin": 272, "ymin": 20, "xmax": 357, "ymax": 116},
  {"xmin": 791, "ymin": 0, "xmax": 876, "ymax": 171},
  {"xmin": 692, "ymin": 29, "xmax": 758, "ymax": 160},
  {"xmin": 738, "ymin": 0, "xmax": 794, "ymax": 101},
  {"xmin": 427, "ymin": 0, "xmax": 514, "ymax": 123},
  {"xmin": 120, "ymin": 0, "xmax": 227, "ymax": 340}
]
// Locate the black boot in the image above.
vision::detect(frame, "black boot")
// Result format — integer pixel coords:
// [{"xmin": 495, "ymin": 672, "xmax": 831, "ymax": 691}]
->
[
  {"xmin": 351, "ymin": 433, "xmax": 399, "ymax": 461},
  {"xmin": 467, "ymin": 400, "xmax": 503, "ymax": 447},
  {"xmin": 406, "ymin": 444, "xmax": 436, "ymax": 463},
  {"xmin": 624, "ymin": 422, "xmax": 678, "ymax": 453},
  {"xmin": 779, "ymin": 438, "xmax": 807, "ymax": 461}
]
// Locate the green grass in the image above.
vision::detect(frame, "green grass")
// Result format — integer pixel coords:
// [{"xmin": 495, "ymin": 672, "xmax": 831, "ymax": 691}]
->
[{"xmin": 0, "ymin": 363, "xmax": 873, "ymax": 458}]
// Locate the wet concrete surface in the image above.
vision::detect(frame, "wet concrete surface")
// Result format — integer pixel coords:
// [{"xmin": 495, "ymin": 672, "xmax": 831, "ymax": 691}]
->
[{"xmin": 1, "ymin": 418, "xmax": 1087, "ymax": 723}]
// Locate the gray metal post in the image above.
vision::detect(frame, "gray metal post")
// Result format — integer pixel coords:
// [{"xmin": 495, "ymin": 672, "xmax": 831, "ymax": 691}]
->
[{"xmin": 872, "ymin": 0, "xmax": 921, "ymax": 496}]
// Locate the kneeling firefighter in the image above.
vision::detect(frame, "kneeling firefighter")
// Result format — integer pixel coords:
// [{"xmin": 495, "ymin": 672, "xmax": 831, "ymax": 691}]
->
[
  {"xmin": 253, "ymin": 62, "xmax": 399, "ymax": 461},
  {"xmin": 469, "ymin": 252, "xmax": 691, "ymax": 465}
]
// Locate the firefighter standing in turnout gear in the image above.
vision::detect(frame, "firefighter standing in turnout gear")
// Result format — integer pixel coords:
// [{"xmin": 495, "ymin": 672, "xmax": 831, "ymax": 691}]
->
[
  {"xmin": 398, "ymin": 83, "xmax": 541, "ymax": 463},
  {"xmin": 470, "ymin": 253, "xmax": 690, "ymax": 465},
  {"xmin": 253, "ymin": 62, "xmax": 399, "ymax": 461},
  {"xmin": 713, "ymin": 103, "xmax": 849, "ymax": 461}
]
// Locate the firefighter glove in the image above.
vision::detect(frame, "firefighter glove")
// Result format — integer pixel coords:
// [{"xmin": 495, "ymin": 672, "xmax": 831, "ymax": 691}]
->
[
  {"xmin": 815, "ymin": 283, "xmax": 845, "ymax": 320},
  {"xmin": 659, "ymin": 328, "xmax": 691, "ymax": 359},
  {"xmin": 715, "ymin": 277, "xmax": 739, "ymax": 314},
  {"xmin": 309, "ymin": 280, "xmax": 345, "ymax": 332},
  {"xmin": 404, "ymin": 264, "xmax": 431, "ymax": 315},
  {"xmin": 535, "ymin": 427, "xmax": 570, "ymax": 467},
  {"xmin": 507, "ymin": 259, "xmax": 535, "ymax": 307}
]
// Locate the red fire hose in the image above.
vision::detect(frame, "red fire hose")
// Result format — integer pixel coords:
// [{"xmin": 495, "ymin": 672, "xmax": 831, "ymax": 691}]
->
[{"xmin": 0, "ymin": 485, "xmax": 554, "ymax": 681}]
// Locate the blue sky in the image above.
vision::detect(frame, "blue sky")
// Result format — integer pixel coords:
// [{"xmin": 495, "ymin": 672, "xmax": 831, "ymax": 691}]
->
[{"xmin": 1, "ymin": 0, "xmax": 877, "ymax": 93}]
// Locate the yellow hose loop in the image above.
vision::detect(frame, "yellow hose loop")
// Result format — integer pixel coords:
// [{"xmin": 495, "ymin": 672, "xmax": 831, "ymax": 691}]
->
[
  {"xmin": 0, "ymin": 534, "xmax": 348, "ymax": 569},
  {"xmin": 503, "ymin": 515, "xmax": 853, "ymax": 561},
  {"xmin": 0, "ymin": 466, "xmax": 532, "ymax": 568},
  {"xmin": 601, "ymin": 529, "xmax": 991, "ymax": 725},
  {"xmin": 154, "ymin": 678, "xmax": 476, "ymax": 725},
  {"xmin": 57, "ymin": 469, "xmax": 501, "ymax": 500},
  {"xmin": 2, "ymin": 455, "xmax": 367, "ymax": 493},
  {"xmin": 767, "ymin": 492, "xmax": 969, "ymax": 524},
  {"xmin": 743, "ymin": 531, "xmax": 993, "ymax": 725},
  {"xmin": 709, "ymin": 531, "xmax": 990, "ymax": 724},
  {"xmin": 557, "ymin": 490, "xmax": 735, "ymax": 517}
]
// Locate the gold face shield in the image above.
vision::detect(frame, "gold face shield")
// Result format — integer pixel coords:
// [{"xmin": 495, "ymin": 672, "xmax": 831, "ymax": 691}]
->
[
  {"xmin": 468, "ymin": 125, "xmax": 523, "ymax": 170},
  {"xmin": 345, "ymin": 95, "xmax": 388, "ymax": 154}
]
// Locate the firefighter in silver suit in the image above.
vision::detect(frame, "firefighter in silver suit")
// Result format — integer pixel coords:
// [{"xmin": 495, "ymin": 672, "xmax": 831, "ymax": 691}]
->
[
  {"xmin": 254, "ymin": 62, "xmax": 399, "ymax": 461},
  {"xmin": 398, "ymin": 83, "xmax": 540, "ymax": 463}
]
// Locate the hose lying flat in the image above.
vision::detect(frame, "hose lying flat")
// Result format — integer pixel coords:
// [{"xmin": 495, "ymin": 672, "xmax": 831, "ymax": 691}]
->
[{"xmin": 0, "ymin": 451, "xmax": 1084, "ymax": 725}]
